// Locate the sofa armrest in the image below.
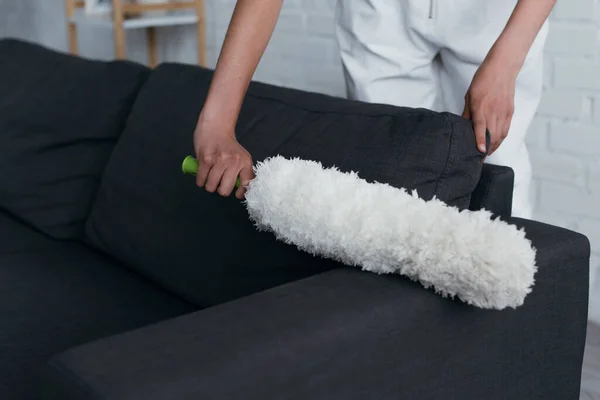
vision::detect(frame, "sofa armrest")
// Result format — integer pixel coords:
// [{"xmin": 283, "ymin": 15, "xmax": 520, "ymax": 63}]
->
[
  {"xmin": 469, "ymin": 163, "xmax": 514, "ymax": 218},
  {"xmin": 42, "ymin": 219, "xmax": 590, "ymax": 400}
]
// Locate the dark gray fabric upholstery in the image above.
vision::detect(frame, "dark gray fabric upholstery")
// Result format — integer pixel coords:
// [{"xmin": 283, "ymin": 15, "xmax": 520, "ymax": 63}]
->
[
  {"xmin": 43, "ymin": 218, "xmax": 589, "ymax": 400},
  {"xmin": 0, "ymin": 211, "xmax": 195, "ymax": 399},
  {"xmin": 469, "ymin": 163, "xmax": 514, "ymax": 218},
  {"xmin": 84, "ymin": 63, "xmax": 486, "ymax": 308},
  {"xmin": 0, "ymin": 38, "xmax": 149, "ymax": 240}
]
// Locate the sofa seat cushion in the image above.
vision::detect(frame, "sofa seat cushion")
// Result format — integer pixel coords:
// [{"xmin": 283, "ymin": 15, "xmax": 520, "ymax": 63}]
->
[
  {"xmin": 0, "ymin": 211, "xmax": 195, "ymax": 399},
  {"xmin": 85, "ymin": 63, "xmax": 485, "ymax": 308},
  {"xmin": 0, "ymin": 38, "xmax": 150, "ymax": 239}
]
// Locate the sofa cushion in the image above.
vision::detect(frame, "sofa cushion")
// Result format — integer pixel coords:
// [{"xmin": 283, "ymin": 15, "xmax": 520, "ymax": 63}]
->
[
  {"xmin": 0, "ymin": 210, "xmax": 195, "ymax": 399},
  {"xmin": 0, "ymin": 38, "xmax": 150, "ymax": 239},
  {"xmin": 85, "ymin": 63, "xmax": 485, "ymax": 307}
]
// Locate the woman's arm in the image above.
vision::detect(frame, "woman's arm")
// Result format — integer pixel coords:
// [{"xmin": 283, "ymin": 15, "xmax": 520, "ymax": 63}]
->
[
  {"xmin": 195, "ymin": 0, "xmax": 284, "ymax": 199},
  {"xmin": 491, "ymin": 0, "xmax": 556, "ymax": 73},
  {"xmin": 463, "ymin": 0, "xmax": 556, "ymax": 155}
]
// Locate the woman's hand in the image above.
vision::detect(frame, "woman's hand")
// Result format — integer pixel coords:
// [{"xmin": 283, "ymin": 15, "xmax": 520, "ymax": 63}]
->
[
  {"xmin": 462, "ymin": 57, "xmax": 517, "ymax": 156},
  {"xmin": 463, "ymin": 0, "xmax": 556, "ymax": 156},
  {"xmin": 193, "ymin": 121, "xmax": 254, "ymax": 200},
  {"xmin": 188, "ymin": 0, "xmax": 283, "ymax": 199}
]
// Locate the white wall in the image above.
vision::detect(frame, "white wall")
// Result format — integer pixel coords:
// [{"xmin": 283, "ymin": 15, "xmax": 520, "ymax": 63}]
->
[
  {"xmin": 536, "ymin": 0, "xmax": 600, "ymax": 321},
  {"xmin": 2, "ymin": 0, "xmax": 599, "ymax": 318}
]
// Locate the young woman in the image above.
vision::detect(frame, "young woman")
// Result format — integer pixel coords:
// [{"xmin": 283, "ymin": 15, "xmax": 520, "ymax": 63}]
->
[{"xmin": 193, "ymin": 0, "xmax": 556, "ymax": 219}]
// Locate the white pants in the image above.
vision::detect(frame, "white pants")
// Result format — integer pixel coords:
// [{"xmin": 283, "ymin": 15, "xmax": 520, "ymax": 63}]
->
[{"xmin": 335, "ymin": 0, "xmax": 549, "ymax": 219}]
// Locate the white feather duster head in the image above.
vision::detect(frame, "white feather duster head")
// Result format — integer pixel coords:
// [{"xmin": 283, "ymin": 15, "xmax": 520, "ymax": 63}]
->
[{"xmin": 244, "ymin": 156, "xmax": 537, "ymax": 310}]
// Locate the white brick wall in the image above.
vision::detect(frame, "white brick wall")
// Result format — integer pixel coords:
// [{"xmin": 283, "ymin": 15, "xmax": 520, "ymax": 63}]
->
[
  {"xmin": 542, "ymin": 4, "xmax": 600, "ymax": 323},
  {"xmin": 1, "ymin": 0, "xmax": 599, "ymax": 320}
]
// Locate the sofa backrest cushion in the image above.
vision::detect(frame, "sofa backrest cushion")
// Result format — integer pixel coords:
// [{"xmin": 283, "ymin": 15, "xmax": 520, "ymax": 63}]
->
[
  {"xmin": 0, "ymin": 39, "xmax": 149, "ymax": 239},
  {"xmin": 85, "ymin": 63, "xmax": 485, "ymax": 307}
]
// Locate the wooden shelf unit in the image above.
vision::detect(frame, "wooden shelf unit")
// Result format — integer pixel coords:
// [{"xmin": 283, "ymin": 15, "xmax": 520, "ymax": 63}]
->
[{"xmin": 64, "ymin": 0, "xmax": 206, "ymax": 67}]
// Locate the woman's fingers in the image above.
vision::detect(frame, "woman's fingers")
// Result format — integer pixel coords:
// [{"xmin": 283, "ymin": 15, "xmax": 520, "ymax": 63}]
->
[
  {"xmin": 472, "ymin": 110, "xmax": 488, "ymax": 154},
  {"xmin": 218, "ymin": 163, "xmax": 242, "ymax": 197},
  {"xmin": 198, "ymin": 149, "xmax": 254, "ymax": 198},
  {"xmin": 236, "ymin": 164, "xmax": 255, "ymax": 200},
  {"xmin": 196, "ymin": 154, "xmax": 213, "ymax": 188},
  {"xmin": 205, "ymin": 162, "xmax": 227, "ymax": 193}
]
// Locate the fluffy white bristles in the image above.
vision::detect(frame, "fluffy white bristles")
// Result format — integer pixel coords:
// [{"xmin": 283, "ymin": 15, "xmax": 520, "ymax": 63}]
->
[{"xmin": 244, "ymin": 156, "xmax": 537, "ymax": 310}]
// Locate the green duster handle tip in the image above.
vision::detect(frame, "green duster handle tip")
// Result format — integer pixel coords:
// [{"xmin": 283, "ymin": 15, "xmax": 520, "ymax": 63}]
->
[{"xmin": 182, "ymin": 156, "xmax": 241, "ymax": 189}]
